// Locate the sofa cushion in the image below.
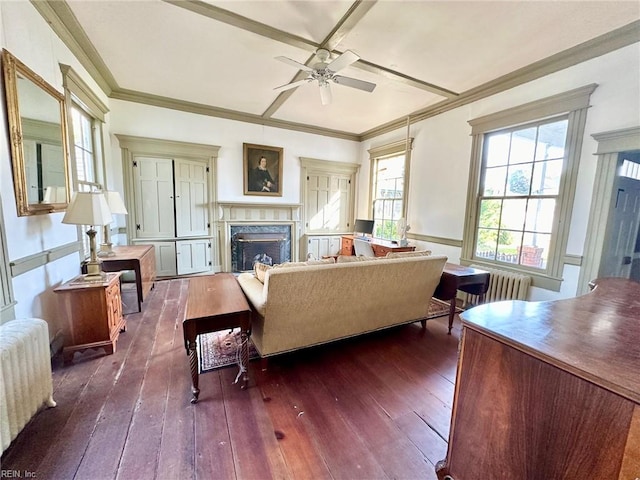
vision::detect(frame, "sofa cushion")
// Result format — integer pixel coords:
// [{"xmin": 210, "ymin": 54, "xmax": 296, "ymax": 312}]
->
[
  {"xmin": 386, "ymin": 250, "xmax": 432, "ymax": 258},
  {"xmin": 254, "ymin": 262, "xmax": 272, "ymax": 283},
  {"xmin": 336, "ymin": 255, "xmax": 379, "ymax": 263},
  {"xmin": 274, "ymin": 258, "xmax": 335, "ymax": 269}
]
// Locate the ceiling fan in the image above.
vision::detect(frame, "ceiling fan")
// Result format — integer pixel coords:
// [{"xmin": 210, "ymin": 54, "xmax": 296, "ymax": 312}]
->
[{"xmin": 274, "ymin": 49, "xmax": 376, "ymax": 106}]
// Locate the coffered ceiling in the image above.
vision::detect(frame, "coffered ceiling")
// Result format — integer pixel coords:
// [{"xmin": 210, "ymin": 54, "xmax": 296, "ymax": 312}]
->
[{"xmin": 35, "ymin": 0, "xmax": 640, "ymax": 140}]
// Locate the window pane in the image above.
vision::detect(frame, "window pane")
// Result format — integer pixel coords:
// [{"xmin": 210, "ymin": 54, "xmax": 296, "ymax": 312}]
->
[
  {"xmin": 372, "ymin": 153, "xmax": 405, "ymax": 240},
  {"xmin": 500, "ymin": 199, "xmax": 527, "ymax": 230},
  {"xmin": 479, "ymin": 199, "xmax": 502, "ymax": 229},
  {"xmin": 520, "ymin": 232, "xmax": 550, "ymax": 269},
  {"xmin": 497, "ymin": 229, "xmax": 523, "ymax": 265},
  {"xmin": 535, "ymin": 120, "xmax": 567, "ymax": 161},
  {"xmin": 509, "ymin": 127, "xmax": 537, "ymax": 164},
  {"xmin": 525, "ymin": 198, "xmax": 556, "ymax": 233},
  {"xmin": 506, "ymin": 165, "xmax": 532, "ymax": 196},
  {"xmin": 531, "ymin": 159, "xmax": 562, "ymax": 195},
  {"xmin": 483, "ymin": 166, "xmax": 507, "ymax": 196},
  {"xmin": 485, "ymin": 133, "xmax": 511, "ymax": 167},
  {"xmin": 476, "ymin": 228, "xmax": 498, "ymax": 258}
]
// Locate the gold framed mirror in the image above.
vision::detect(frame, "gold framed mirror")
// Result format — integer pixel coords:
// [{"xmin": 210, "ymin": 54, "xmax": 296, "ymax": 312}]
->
[{"xmin": 2, "ymin": 49, "xmax": 70, "ymax": 216}]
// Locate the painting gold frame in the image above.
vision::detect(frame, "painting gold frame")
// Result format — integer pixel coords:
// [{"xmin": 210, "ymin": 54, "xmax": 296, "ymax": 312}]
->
[{"xmin": 243, "ymin": 143, "xmax": 283, "ymax": 197}]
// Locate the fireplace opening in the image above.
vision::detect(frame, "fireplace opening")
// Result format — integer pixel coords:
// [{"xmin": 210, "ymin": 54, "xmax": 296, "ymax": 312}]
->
[{"xmin": 231, "ymin": 225, "xmax": 291, "ymax": 272}]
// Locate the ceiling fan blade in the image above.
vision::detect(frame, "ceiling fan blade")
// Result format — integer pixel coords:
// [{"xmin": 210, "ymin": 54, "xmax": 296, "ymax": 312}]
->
[
  {"xmin": 275, "ymin": 56, "xmax": 314, "ymax": 72},
  {"xmin": 326, "ymin": 50, "xmax": 359, "ymax": 73},
  {"xmin": 319, "ymin": 82, "xmax": 332, "ymax": 106},
  {"xmin": 274, "ymin": 78, "xmax": 310, "ymax": 92},
  {"xmin": 332, "ymin": 75, "xmax": 376, "ymax": 92}
]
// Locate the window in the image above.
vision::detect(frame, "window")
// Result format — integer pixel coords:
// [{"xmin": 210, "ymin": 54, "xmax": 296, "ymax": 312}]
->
[
  {"xmin": 476, "ymin": 118, "xmax": 567, "ymax": 269},
  {"xmin": 372, "ymin": 154, "xmax": 405, "ymax": 240},
  {"xmin": 462, "ymin": 85, "xmax": 596, "ymax": 290},
  {"xmin": 61, "ymin": 65, "xmax": 109, "ymax": 258},
  {"xmin": 368, "ymin": 139, "xmax": 412, "ymax": 241}
]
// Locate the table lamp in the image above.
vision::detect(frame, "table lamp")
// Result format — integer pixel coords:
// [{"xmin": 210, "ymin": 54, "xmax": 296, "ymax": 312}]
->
[
  {"xmin": 99, "ymin": 190, "xmax": 128, "ymax": 256},
  {"xmin": 62, "ymin": 191, "xmax": 113, "ymax": 281}
]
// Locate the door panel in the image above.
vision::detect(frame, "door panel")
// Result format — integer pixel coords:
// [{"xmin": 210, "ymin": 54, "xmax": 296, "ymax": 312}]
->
[
  {"xmin": 306, "ymin": 173, "xmax": 350, "ymax": 232},
  {"xmin": 144, "ymin": 241, "xmax": 177, "ymax": 277},
  {"xmin": 306, "ymin": 235, "xmax": 341, "ymax": 259},
  {"xmin": 177, "ymin": 239, "xmax": 211, "ymax": 275},
  {"xmin": 175, "ymin": 159, "xmax": 209, "ymax": 237},
  {"xmin": 133, "ymin": 156, "xmax": 175, "ymax": 238}
]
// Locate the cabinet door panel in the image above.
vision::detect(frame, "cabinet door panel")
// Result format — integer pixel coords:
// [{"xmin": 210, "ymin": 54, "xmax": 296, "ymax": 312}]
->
[
  {"xmin": 133, "ymin": 156, "xmax": 175, "ymax": 238},
  {"xmin": 175, "ymin": 159, "xmax": 209, "ymax": 237},
  {"xmin": 144, "ymin": 241, "xmax": 177, "ymax": 277},
  {"xmin": 177, "ymin": 239, "xmax": 211, "ymax": 275},
  {"xmin": 306, "ymin": 173, "xmax": 350, "ymax": 232}
]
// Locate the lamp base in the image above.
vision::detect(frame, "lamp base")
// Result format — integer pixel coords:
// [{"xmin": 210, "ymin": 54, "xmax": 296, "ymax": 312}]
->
[
  {"xmin": 98, "ymin": 242, "xmax": 116, "ymax": 257},
  {"xmin": 82, "ymin": 259, "xmax": 106, "ymax": 282}
]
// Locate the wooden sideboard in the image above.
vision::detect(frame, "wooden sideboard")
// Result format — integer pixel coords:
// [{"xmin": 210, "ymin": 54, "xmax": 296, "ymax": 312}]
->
[
  {"xmin": 340, "ymin": 235, "xmax": 415, "ymax": 257},
  {"xmin": 54, "ymin": 273, "xmax": 125, "ymax": 364},
  {"xmin": 436, "ymin": 278, "xmax": 640, "ymax": 480}
]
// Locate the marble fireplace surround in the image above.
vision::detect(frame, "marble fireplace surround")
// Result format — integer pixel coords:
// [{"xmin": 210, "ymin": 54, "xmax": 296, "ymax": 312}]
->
[{"xmin": 218, "ymin": 203, "xmax": 301, "ymax": 273}]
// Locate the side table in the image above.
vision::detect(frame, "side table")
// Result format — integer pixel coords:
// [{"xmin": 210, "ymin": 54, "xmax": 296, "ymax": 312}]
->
[
  {"xmin": 183, "ymin": 273, "xmax": 251, "ymax": 403},
  {"xmin": 54, "ymin": 273, "xmax": 125, "ymax": 364}
]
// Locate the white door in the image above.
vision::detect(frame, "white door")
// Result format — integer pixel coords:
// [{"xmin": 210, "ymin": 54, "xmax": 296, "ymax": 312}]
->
[
  {"xmin": 306, "ymin": 173, "xmax": 350, "ymax": 232},
  {"xmin": 133, "ymin": 156, "xmax": 175, "ymax": 238},
  {"xmin": 177, "ymin": 239, "xmax": 211, "ymax": 275},
  {"xmin": 601, "ymin": 174, "xmax": 640, "ymax": 278},
  {"xmin": 175, "ymin": 159, "xmax": 209, "ymax": 237},
  {"xmin": 306, "ymin": 236, "xmax": 341, "ymax": 259}
]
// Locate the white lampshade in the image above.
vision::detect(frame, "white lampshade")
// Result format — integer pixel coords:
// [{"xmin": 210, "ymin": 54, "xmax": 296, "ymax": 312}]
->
[
  {"xmin": 103, "ymin": 191, "xmax": 128, "ymax": 215},
  {"xmin": 62, "ymin": 191, "xmax": 113, "ymax": 227}
]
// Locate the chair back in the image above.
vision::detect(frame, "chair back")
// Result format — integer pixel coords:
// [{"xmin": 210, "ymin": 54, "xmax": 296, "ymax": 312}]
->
[{"xmin": 354, "ymin": 238, "xmax": 375, "ymax": 257}]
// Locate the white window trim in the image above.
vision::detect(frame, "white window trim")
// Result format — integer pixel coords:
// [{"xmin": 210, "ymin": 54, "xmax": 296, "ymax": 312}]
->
[
  {"xmin": 461, "ymin": 84, "xmax": 597, "ymax": 291},
  {"xmin": 367, "ymin": 138, "xmax": 413, "ymax": 238}
]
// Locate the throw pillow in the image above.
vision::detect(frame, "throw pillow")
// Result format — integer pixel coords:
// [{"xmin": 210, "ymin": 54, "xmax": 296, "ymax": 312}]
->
[
  {"xmin": 307, "ymin": 257, "xmax": 335, "ymax": 265},
  {"xmin": 336, "ymin": 255, "xmax": 378, "ymax": 263},
  {"xmin": 385, "ymin": 250, "xmax": 432, "ymax": 258},
  {"xmin": 272, "ymin": 261, "xmax": 308, "ymax": 269},
  {"xmin": 254, "ymin": 262, "xmax": 271, "ymax": 283}
]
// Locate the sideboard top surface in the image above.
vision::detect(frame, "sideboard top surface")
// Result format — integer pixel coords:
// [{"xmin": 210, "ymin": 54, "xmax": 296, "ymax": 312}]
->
[{"xmin": 460, "ymin": 277, "xmax": 640, "ymax": 403}]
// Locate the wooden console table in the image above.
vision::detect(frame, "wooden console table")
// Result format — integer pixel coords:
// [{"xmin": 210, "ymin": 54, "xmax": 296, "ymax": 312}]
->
[
  {"xmin": 98, "ymin": 245, "xmax": 156, "ymax": 312},
  {"xmin": 436, "ymin": 277, "xmax": 640, "ymax": 480},
  {"xmin": 433, "ymin": 263, "xmax": 490, "ymax": 334},
  {"xmin": 340, "ymin": 235, "xmax": 415, "ymax": 257},
  {"xmin": 183, "ymin": 274, "xmax": 251, "ymax": 403}
]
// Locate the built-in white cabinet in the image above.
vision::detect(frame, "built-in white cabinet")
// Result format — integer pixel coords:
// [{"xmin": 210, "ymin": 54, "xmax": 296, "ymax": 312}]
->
[
  {"xmin": 300, "ymin": 157, "xmax": 359, "ymax": 259},
  {"xmin": 118, "ymin": 135, "xmax": 220, "ymax": 277}
]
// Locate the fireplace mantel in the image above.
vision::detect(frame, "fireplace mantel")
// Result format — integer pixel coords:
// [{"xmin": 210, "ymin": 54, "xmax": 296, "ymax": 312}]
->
[{"xmin": 218, "ymin": 203, "xmax": 301, "ymax": 272}]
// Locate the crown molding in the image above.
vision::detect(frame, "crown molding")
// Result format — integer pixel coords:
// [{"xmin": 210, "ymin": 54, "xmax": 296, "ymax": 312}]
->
[
  {"xmin": 360, "ymin": 20, "xmax": 640, "ymax": 140},
  {"xmin": 110, "ymin": 88, "xmax": 360, "ymax": 142},
  {"xmin": 30, "ymin": 0, "xmax": 117, "ymax": 95}
]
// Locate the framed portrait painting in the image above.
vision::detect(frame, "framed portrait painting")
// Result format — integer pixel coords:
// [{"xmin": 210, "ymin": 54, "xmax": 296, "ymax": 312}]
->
[{"xmin": 243, "ymin": 143, "xmax": 283, "ymax": 197}]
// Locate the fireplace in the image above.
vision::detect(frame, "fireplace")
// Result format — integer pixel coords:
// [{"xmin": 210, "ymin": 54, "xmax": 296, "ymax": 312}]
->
[{"xmin": 231, "ymin": 224, "xmax": 292, "ymax": 272}]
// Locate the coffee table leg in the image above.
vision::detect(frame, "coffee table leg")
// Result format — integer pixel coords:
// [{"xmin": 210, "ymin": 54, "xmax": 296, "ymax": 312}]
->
[
  {"xmin": 240, "ymin": 330, "xmax": 249, "ymax": 389},
  {"xmin": 187, "ymin": 340, "xmax": 200, "ymax": 403},
  {"xmin": 447, "ymin": 298, "xmax": 456, "ymax": 334}
]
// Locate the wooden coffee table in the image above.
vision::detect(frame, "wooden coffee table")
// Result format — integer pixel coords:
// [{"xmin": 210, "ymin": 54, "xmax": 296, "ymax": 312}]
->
[{"xmin": 183, "ymin": 273, "xmax": 251, "ymax": 403}]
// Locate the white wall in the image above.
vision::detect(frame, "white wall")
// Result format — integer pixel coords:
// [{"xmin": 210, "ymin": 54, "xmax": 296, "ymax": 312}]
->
[
  {"xmin": 107, "ymin": 100, "xmax": 360, "ymax": 204},
  {"xmin": 359, "ymin": 43, "xmax": 640, "ymax": 301},
  {"xmin": 0, "ymin": 1, "xmax": 110, "ymax": 338}
]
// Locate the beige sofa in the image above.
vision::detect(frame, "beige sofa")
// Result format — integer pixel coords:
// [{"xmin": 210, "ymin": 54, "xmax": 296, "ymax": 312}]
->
[{"xmin": 237, "ymin": 254, "xmax": 448, "ymax": 357}]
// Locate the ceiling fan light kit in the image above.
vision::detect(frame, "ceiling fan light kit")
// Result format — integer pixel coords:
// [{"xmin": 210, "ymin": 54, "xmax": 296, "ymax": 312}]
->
[{"xmin": 275, "ymin": 49, "xmax": 377, "ymax": 105}]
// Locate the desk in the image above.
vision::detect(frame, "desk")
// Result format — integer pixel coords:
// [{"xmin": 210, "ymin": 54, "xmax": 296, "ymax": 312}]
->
[
  {"xmin": 340, "ymin": 235, "xmax": 415, "ymax": 257},
  {"xmin": 183, "ymin": 274, "xmax": 251, "ymax": 403},
  {"xmin": 98, "ymin": 245, "xmax": 156, "ymax": 312},
  {"xmin": 436, "ymin": 278, "xmax": 640, "ymax": 479},
  {"xmin": 433, "ymin": 263, "xmax": 490, "ymax": 334}
]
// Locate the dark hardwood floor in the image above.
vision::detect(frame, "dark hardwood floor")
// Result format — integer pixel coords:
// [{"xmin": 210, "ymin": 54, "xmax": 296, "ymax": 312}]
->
[{"xmin": 1, "ymin": 278, "xmax": 462, "ymax": 479}]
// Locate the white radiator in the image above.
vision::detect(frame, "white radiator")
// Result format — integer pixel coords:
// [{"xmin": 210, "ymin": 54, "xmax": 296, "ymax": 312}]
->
[
  {"xmin": 0, "ymin": 318, "xmax": 56, "ymax": 454},
  {"xmin": 462, "ymin": 265, "xmax": 531, "ymax": 305}
]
